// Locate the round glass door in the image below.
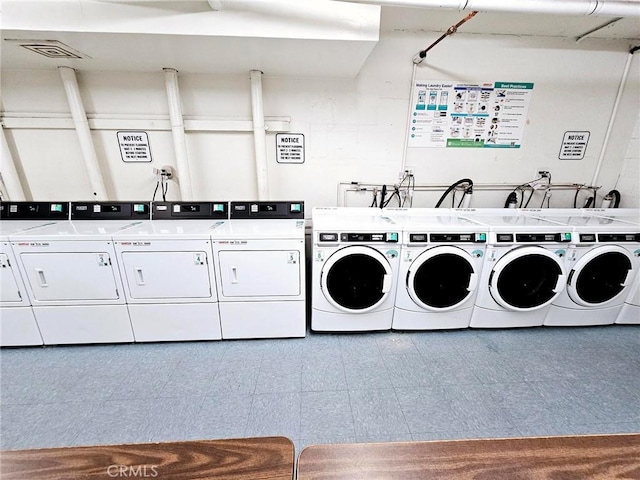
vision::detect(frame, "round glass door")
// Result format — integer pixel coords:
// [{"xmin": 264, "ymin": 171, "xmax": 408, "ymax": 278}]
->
[
  {"xmin": 490, "ymin": 247, "xmax": 566, "ymax": 311},
  {"xmin": 408, "ymin": 246, "xmax": 478, "ymax": 311},
  {"xmin": 321, "ymin": 246, "xmax": 393, "ymax": 313},
  {"xmin": 568, "ymin": 246, "xmax": 633, "ymax": 306}
]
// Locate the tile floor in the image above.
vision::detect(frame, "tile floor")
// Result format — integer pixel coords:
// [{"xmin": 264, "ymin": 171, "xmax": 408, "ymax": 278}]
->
[{"xmin": 1, "ymin": 326, "xmax": 639, "ymax": 456}]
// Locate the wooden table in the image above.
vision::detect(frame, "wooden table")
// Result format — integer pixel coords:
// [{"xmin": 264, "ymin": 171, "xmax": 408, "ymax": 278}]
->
[
  {"xmin": 0, "ymin": 436, "xmax": 294, "ymax": 480},
  {"xmin": 297, "ymin": 434, "xmax": 640, "ymax": 480}
]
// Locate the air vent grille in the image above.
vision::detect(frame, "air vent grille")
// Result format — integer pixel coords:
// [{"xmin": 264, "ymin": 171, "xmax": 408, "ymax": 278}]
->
[{"xmin": 6, "ymin": 40, "xmax": 89, "ymax": 59}]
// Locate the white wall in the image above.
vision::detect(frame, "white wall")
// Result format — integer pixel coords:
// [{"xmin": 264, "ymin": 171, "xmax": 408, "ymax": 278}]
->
[{"xmin": 2, "ymin": 30, "xmax": 639, "ymax": 211}]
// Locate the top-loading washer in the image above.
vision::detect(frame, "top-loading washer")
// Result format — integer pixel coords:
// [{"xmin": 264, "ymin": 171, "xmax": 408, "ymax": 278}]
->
[
  {"xmin": 312, "ymin": 207, "xmax": 400, "ymax": 332},
  {"xmin": 113, "ymin": 201, "xmax": 228, "ymax": 342},
  {"xmin": 383, "ymin": 208, "xmax": 487, "ymax": 330},
  {"xmin": 211, "ymin": 201, "xmax": 306, "ymax": 339},
  {"xmin": 458, "ymin": 209, "xmax": 571, "ymax": 328},
  {"xmin": 0, "ymin": 201, "xmax": 69, "ymax": 346},
  {"xmin": 10, "ymin": 202, "xmax": 150, "ymax": 345},
  {"xmin": 522, "ymin": 209, "xmax": 639, "ymax": 326}
]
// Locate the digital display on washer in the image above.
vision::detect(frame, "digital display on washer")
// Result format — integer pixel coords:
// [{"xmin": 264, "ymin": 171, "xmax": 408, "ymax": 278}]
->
[
  {"xmin": 515, "ymin": 233, "xmax": 572, "ymax": 242},
  {"xmin": 319, "ymin": 233, "xmax": 339, "ymax": 242},
  {"xmin": 430, "ymin": 233, "xmax": 487, "ymax": 243},
  {"xmin": 2, "ymin": 202, "xmax": 69, "ymax": 220},
  {"xmin": 340, "ymin": 233, "xmax": 398, "ymax": 242},
  {"xmin": 579, "ymin": 234, "xmax": 597, "ymax": 242},
  {"xmin": 599, "ymin": 233, "xmax": 640, "ymax": 242},
  {"xmin": 71, "ymin": 202, "xmax": 150, "ymax": 220},
  {"xmin": 496, "ymin": 234, "xmax": 514, "ymax": 243}
]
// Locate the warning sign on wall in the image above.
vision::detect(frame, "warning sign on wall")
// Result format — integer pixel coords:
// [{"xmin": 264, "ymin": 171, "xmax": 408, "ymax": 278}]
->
[
  {"xmin": 276, "ymin": 133, "xmax": 305, "ymax": 164},
  {"xmin": 117, "ymin": 131, "xmax": 152, "ymax": 163},
  {"xmin": 559, "ymin": 131, "xmax": 590, "ymax": 160}
]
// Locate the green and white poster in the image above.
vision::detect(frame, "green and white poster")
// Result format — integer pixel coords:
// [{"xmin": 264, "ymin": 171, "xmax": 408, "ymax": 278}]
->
[{"xmin": 408, "ymin": 81, "xmax": 534, "ymax": 148}]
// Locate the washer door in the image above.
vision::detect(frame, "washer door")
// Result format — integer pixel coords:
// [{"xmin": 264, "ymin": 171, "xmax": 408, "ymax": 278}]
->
[
  {"xmin": 407, "ymin": 246, "xmax": 478, "ymax": 311},
  {"xmin": 321, "ymin": 246, "xmax": 393, "ymax": 313},
  {"xmin": 567, "ymin": 245, "xmax": 634, "ymax": 306},
  {"xmin": 489, "ymin": 246, "xmax": 566, "ymax": 311}
]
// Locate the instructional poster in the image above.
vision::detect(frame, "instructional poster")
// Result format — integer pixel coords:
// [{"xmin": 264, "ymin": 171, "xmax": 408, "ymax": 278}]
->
[{"xmin": 408, "ymin": 81, "xmax": 534, "ymax": 148}]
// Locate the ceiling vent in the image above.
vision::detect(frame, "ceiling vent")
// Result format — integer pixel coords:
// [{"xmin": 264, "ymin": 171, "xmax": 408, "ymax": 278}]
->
[{"xmin": 6, "ymin": 39, "xmax": 90, "ymax": 59}]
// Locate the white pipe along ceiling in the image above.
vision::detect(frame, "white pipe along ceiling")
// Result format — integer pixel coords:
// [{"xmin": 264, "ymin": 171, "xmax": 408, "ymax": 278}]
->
[
  {"xmin": 334, "ymin": 0, "xmax": 640, "ymax": 17},
  {"xmin": 250, "ymin": 70, "xmax": 270, "ymax": 201}
]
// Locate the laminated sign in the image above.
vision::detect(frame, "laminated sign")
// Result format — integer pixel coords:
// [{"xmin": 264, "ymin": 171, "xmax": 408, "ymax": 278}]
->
[
  {"xmin": 118, "ymin": 131, "xmax": 152, "ymax": 162},
  {"xmin": 408, "ymin": 82, "xmax": 534, "ymax": 148},
  {"xmin": 276, "ymin": 134, "xmax": 305, "ymax": 164}
]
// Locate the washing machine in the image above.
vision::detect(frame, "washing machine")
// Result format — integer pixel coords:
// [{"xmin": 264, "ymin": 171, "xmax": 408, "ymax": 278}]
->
[
  {"xmin": 0, "ymin": 201, "xmax": 69, "ymax": 346},
  {"xmin": 211, "ymin": 201, "xmax": 305, "ymax": 339},
  {"xmin": 616, "ymin": 272, "xmax": 640, "ymax": 324},
  {"xmin": 10, "ymin": 202, "xmax": 150, "ymax": 345},
  {"xmin": 112, "ymin": 201, "xmax": 226, "ymax": 342},
  {"xmin": 312, "ymin": 207, "xmax": 400, "ymax": 332},
  {"xmin": 523, "ymin": 210, "xmax": 639, "ymax": 326},
  {"xmin": 460, "ymin": 209, "xmax": 571, "ymax": 328},
  {"xmin": 384, "ymin": 208, "xmax": 487, "ymax": 330}
]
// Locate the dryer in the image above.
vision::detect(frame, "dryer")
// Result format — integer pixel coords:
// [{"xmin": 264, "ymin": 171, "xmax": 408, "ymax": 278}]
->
[
  {"xmin": 312, "ymin": 207, "xmax": 400, "ymax": 332},
  {"xmin": 10, "ymin": 202, "xmax": 150, "ymax": 345},
  {"xmin": 0, "ymin": 201, "xmax": 69, "ymax": 346},
  {"xmin": 525, "ymin": 210, "xmax": 639, "ymax": 326},
  {"xmin": 384, "ymin": 208, "xmax": 487, "ymax": 330},
  {"xmin": 460, "ymin": 209, "xmax": 571, "ymax": 328},
  {"xmin": 113, "ymin": 202, "xmax": 227, "ymax": 342},
  {"xmin": 212, "ymin": 201, "xmax": 306, "ymax": 339}
]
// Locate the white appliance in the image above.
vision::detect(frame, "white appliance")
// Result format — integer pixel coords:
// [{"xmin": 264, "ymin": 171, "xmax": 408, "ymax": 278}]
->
[
  {"xmin": 211, "ymin": 201, "xmax": 306, "ymax": 339},
  {"xmin": 617, "ymin": 272, "xmax": 640, "ymax": 324},
  {"xmin": 384, "ymin": 208, "xmax": 487, "ymax": 330},
  {"xmin": 312, "ymin": 207, "xmax": 400, "ymax": 332},
  {"xmin": 460, "ymin": 209, "xmax": 571, "ymax": 328},
  {"xmin": 10, "ymin": 202, "xmax": 150, "ymax": 345},
  {"xmin": 0, "ymin": 202, "xmax": 69, "ymax": 346},
  {"xmin": 524, "ymin": 210, "xmax": 639, "ymax": 326},
  {"xmin": 113, "ymin": 202, "xmax": 227, "ymax": 342}
]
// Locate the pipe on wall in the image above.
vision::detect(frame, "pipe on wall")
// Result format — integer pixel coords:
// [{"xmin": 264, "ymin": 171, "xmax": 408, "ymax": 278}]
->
[
  {"xmin": 335, "ymin": 0, "xmax": 640, "ymax": 17},
  {"xmin": 163, "ymin": 68, "xmax": 193, "ymax": 201},
  {"xmin": 0, "ymin": 126, "xmax": 26, "ymax": 200},
  {"xmin": 590, "ymin": 49, "xmax": 636, "ymax": 188},
  {"xmin": 58, "ymin": 66, "xmax": 108, "ymax": 200},
  {"xmin": 250, "ymin": 70, "xmax": 270, "ymax": 201}
]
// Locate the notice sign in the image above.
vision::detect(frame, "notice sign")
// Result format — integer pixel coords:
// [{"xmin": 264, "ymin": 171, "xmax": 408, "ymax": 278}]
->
[
  {"xmin": 559, "ymin": 131, "xmax": 590, "ymax": 160},
  {"xmin": 276, "ymin": 133, "xmax": 305, "ymax": 164},
  {"xmin": 117, "ymin": 131, "xmax": 152, "ymax": 163},
  {"xmin": 408, "ymin": 81, "xmax": 534, "ymax": 148}
]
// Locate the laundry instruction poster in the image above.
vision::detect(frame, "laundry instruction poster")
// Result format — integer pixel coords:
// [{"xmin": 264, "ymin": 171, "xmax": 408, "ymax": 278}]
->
[{"xmin": 408, "ymin": 81, "xmax": 534, "ymax": 148}]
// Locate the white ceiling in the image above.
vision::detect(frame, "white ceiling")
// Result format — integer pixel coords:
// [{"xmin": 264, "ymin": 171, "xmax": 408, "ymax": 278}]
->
[{"xmin": 1, "ymin": 0, "xmax": 638, "ymax": 77}]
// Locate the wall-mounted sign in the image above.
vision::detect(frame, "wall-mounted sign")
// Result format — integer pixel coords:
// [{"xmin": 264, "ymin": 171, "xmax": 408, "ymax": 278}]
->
[
  {"xmin": 117, "ymin": 131, "xmax": 152, "ymax": 163},
  {"xmin": 408, "ymin": 81, "xmax": 534, "ymax": 149},
  {"xmin": 559, "ymin": 131, "xmax": 590, "ymax": 160},
  {"xmin": 276, "ymin": 133, "xmax": 305, "ymax": 164}
]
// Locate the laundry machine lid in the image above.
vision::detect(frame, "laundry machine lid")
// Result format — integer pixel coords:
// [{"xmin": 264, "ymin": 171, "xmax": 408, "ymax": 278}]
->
[
  {"xmin": 407, "ymin": 246, "xmax": 478, "ymax": 311},
  {"xmin": 321, "ymin": 245, "xmax": 393, "ymax": 313},
  {"xmin": 567, "ymin": 245, "xmax": 635, "ymax": 306},
  {"xmin": 489, "ymin": 246, "xmax": 566, "ymax": 311},
  {"xmin": 8, "ymin": 220, "xmax": 147, "ymax": 241}
]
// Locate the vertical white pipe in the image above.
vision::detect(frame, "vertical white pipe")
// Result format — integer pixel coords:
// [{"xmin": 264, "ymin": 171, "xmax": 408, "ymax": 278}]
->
[
  {"xmin": 0, "ymin": 126, "xmax": 26, "ymax": 200},
  {"xmin": 250, "ymin": 70, "xmax": 269, "ymax": 201},
  {"xmin": 58, "ymin": 66, "xmax": 108, "ymax": 200},
  {"xmin": 163, "ymin": 68, "xmax": 193, "ymax": 201},
  {"xmin": 590, "ymin": 51, "xmax": 634, "ymax": 187}
]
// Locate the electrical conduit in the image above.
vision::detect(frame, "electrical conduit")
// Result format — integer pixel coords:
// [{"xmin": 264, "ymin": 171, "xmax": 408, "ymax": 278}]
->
[
  {"xmin": 163, "ymin": 68, "xmax": 193, "ymax": 201},
  {"xmin": 58, "ymin": 66, "xmax": 107, "ymax": 200},
  {"xmin": 250, "ymin": 70, "xmax": 269, "ymax": 201},
  {"xmin": 0, "ymin": 126, "xmax": 26, "ymax": 200}
]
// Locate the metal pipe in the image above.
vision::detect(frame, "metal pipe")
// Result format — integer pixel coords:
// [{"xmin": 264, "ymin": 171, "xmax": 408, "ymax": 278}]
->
[
  {"xmin": 58, "ymin": 66, "xmax": 107, "ymax": 200},
  {"xmin": 414, "ymin": 10, "xmax": 478, "ymax": 63},
  {"xmin": 163, "ymin": 68, "xmax": 193, "ymax": 201},
  {"xmin": 590, "ymin": 49, "xmax": 635, "ymax": 188},
  {"xmin": 0, "ymin": 126, "xmax": 26, "ymax": 200},
  {"xmin": 335, "ymin": 0, "xmax": 640, "ymax": 17},
  {"xmin": 250, "ymin": 70, "xmax": 270, "ymax": 201}
]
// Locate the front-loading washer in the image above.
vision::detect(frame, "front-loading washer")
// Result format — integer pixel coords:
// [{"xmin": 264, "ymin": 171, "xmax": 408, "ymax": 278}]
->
[
  {"xmin": 10, "ymin": 202, "xmax": 150, "ymax": 345},
  {"xmin": 384, "ymin": 208, "xmax": 487, "ymax": 330},
  {"xmin": 113, "ymin": 201, "xmax": 227, "ymax": 342},
  {"xmin": 459, "ymin": 209, "xmax": 571, "ymax": 328},
  {"xmin": 211, "ymin": 201, "xmax": 306, "ymax": 339},
  {"xmin": 523, "ymin": 210, "xmax": 639, "ymax": 326},
  {"xmin": 0, "ymin": 201, "xmax": 69, "ymax": 346},
  {"xmin": 312, "ymin": 207, "xmax": 400, "ymax": 332}
]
